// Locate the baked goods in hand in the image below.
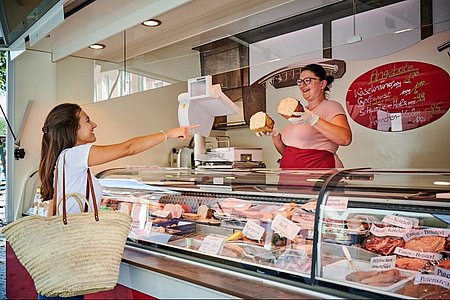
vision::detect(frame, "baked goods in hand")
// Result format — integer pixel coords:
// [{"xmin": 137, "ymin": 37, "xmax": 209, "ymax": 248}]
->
[
  {"xmin": 277, "ymin": 97, "xmax": 304, "ymax": 119},
  {"xmin": 249, "ymin": 111, "xmax": 275, "ymax": 133}
]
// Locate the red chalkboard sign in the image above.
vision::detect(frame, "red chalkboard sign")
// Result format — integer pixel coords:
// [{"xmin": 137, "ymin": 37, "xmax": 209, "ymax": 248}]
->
[{"xmin": 346, "ymin": 61, "xmax": 450, "ymax": 132}]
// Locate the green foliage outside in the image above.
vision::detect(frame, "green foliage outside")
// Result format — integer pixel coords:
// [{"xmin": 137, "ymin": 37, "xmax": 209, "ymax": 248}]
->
[
  {"xmin": 0, "ymin": 51, "xmax": 5, "ymax": 94},
  {"xmin": 0, "ymin": 51, "xmax": 6, "ymax": 156}
]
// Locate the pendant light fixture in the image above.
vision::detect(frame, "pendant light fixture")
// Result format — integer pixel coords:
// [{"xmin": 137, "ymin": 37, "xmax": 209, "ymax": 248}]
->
[{"xmin": 347, "ymin": 0, "xmax": 362, "ymax": 44}]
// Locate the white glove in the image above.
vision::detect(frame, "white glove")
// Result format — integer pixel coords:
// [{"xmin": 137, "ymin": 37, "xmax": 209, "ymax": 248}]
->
[
  {"xmin": 288, "ymin": 109, "xmax": 319, "ymax": 125},
  {"xmin": 255, "ymin": 128, "xmax": 280, "ymax": 137}
]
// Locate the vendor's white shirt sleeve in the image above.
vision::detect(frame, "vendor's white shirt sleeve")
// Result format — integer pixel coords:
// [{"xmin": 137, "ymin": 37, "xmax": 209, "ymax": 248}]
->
[{"xmin": 55, "ymin": 144, "xmax": 103, "ymax": 214}]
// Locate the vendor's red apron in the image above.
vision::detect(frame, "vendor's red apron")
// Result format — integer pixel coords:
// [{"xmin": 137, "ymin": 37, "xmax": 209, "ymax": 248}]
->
[{"xmin": 280, "ymin": 146, "xmax": 335, "ymax": 169}]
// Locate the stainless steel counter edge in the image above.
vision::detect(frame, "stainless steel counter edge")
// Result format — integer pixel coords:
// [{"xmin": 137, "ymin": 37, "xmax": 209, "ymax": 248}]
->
[{"xmin": 121, "ymin": 245, "xmax": 344, "ymax": 299}]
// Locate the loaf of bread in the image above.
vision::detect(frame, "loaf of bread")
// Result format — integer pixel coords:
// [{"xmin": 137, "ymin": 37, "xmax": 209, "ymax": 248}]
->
[
  {"xmin": 277, "ymin": 97, "xmax": 304, "ymax": 119},
  {"xmin": 249, "ymin": 111, "xmax": 274, "ymax": 133}
]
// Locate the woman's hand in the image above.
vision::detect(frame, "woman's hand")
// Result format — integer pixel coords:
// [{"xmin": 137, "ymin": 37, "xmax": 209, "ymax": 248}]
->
[
  {"xmin": 166, "ymin": 125, "xmax": 199, "ymax": 141},
  {"xmin": 288, "ymin": 109, "xmax": 319, "ymax": 125},
  {"xmin": 255, "ymin": 128, "xmax": 280, "ymax": 137}
]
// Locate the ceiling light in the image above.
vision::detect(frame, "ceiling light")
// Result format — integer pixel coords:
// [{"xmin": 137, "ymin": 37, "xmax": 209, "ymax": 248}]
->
[
  {"xmin": 142, "ymin": 19, "xmax": 162, "ymax": 27},
  {"xmin": 88, "ymin": 44, "xmax": 105, "ymax": 50},
  {"xmin": 306, "ymin": 178, "xmax": 324, "ymax": 182},
  {"xmin": 395, "ymin": 28, "xmax": 413, "ymax": 34},
  {"xmin": 433, "ymin": 181, "xmax": 450, "ymax": 186}
]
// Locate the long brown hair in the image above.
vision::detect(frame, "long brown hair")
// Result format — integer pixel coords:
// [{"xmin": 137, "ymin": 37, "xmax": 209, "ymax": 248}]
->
[{"xmin": 39, "ymin": 103, "xmax": 82, "ymax": 200}]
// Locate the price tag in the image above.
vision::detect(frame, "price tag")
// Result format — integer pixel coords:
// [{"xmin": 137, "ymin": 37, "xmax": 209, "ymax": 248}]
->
[
  {"xmin": 199, "ymin": 235, "xmax": 225, "ymax": 255},
  {"xmin": 414, "ymin": 274, "xmax": 450, "ymax": 289},
  {"xmin": 434, "ymin": 266, "xmax": 450, "ymax": 278},
  {"xmin": 382, "ymin": 215, "xmax": 418, "ymax": 229},
  {"xmin": 144, "ymin": 221, "xmax": 153, "ymax": 233},
  {"xmin": 370, "ymin": 224, "xmax": 409, "ymax": 237},
  {"xmin": 139, "ymin": 204, "xmax": 148, "ymax": 230},
  {"xmin": 271, "ymin": 213, "xmax": 301, "ymax": 240},
  {"xmin": 213, "ymin": 177, "xmax": 224, "ymax": 185},
  {"xmin": 153, "ymin": 209, "xmax": 171, "ymax": 218},
  {"xmin": 325, "ymin": 196, "xmax": 348, "ymax": 211},
  {"xmin": 394, "ymin": 247, "xmax": 443, "ymax": 261},
  {"xmin": 243, "ymin": 220, "xmax": 265, "ymax": 241},
  {"xmin": 370, "ymin": 255, "xmax": 396, "ymax": 270},
  {"xmin": 403, "ymin": 228, "xmax": 450, "ymax": 241},
  {"xmin": 390, "ymin": 112, "xmax": 403, "ymax": 132}
]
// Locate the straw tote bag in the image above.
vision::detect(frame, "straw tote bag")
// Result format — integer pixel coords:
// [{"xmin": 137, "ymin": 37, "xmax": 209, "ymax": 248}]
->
[{"xmin": 2, "ymin": 154, "xmax": 132, "ymax": 297}]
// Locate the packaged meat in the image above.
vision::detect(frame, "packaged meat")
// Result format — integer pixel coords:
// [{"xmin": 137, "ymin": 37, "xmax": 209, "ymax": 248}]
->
[
  {"xmin": 197, "ymin": 205, "xmax": 210, "ymax": 219},
  {"xmin": 346, "ymin": 214, "xmax": 380, "ymax": 231},
  {"xmin": 361, "ymin": 235, "xmax": 405, "ymax": 255},
  {"xmin": 323, "ymin": 260, "xmax": 415, "ymax": 291},
  {"xmin": 249, "ymin": 111, "xmax": 275, "ymax": 133},
  {"xmin": 437, "ymin": 259, "xmax": 450, "ymax": 269},
  {"xmin": 404, "ymin": 236, "xmax": 446, "ymax": 252},
  {"xmin": 397, "ymin": 281, "xmax": 450, "ymax": 299},
  {"xmin": 395, "ymin": 257, "xmax": 429, "ymax": 271},
  {"xmin": 277, "ymin": 97, "xmax": 304, "ymax": 119}
]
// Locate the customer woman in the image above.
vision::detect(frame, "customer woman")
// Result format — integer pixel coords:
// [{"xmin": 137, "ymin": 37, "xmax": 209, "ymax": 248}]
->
[
  {"xmin": 38, "ymin": 103, "xmax": 196, "ymax": 299},
  {"xmin": 258, "ymin": 64, "xmax": 352, "ymax": 168}
]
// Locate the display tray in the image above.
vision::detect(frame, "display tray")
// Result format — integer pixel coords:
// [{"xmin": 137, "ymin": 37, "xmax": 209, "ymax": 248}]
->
[{"xmin": 322, "ymin": 260, "xmax": 416, "ymax": 292}]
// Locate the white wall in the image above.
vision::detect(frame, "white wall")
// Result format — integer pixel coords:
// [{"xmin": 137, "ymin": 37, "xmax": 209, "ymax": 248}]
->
[
  {"xmin": 11, "ymin": 50, "xmax": 57, "ymax": 219},
  {"xmin": 56, "ymin": 57, "xmax": 95, "ymax": 103},
  {"xmin": 83, "ymin": 82, "xmax": 190, "ymax": 175}
]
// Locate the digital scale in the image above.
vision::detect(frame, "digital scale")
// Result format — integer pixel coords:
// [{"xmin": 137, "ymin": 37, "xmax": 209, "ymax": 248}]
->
[{"xmin": 178, "ymin": 76, "xmax": 265, "ymax": 169}]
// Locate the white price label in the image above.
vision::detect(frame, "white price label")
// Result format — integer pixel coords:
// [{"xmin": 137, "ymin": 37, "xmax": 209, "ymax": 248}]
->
[
  {"xmin": 139, "ymin": 204, "xmax": 148, "ymax": 230},
  {"xmin": 403, "ymin": 228, "xmax": 450, "ymax": 241},
  {"xmin": 370, "ymin": 224, "xmax": 409, "ymax": 237},
  {"xmin": 325, "ymin": 197, "xmax": 348, "ymax": 211},
  {"xmin": 414, "ymin": 274, "xmax": 450, "ymax": 289},
  {"xmin": 434, "ymin": 266, "xmax": 450, "ymax": 278},
  {"xmin": 199, "ymin": 235, "xmax": 225, "ymax": 255},
  {"xmin": 394, "ymin": 247, "xmax": 443, "ymax": 261},
  {"xmin": 213, "ymin": 177, "xmax": 224, "ymax": 185},
  {"xmin": 271, "ymin": 213, "xmax": 301, "ymax": 240},
  {"xmin": 382, "ymin": 215, "xmax": 418, "ymax": 229},
  {"xmin": 243, "ymin": 220, "xmax": 265, "ymax": 241},
  {"xmin": 153, "ymin": 209, "xmax": 171, "ymax": 218},
  {"xmin": 370, "ymin": 255, "xmax": 396, "ymax": 270},
  {"xmin": 144, "ymin": 221, "xmax": 153, "ymax": 233}
]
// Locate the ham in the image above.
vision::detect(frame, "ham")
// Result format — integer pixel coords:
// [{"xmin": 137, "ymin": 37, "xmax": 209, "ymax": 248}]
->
[
  {"xmin": 361, "ymin": 235, "xmax": 405, "ymax": 255},
  {"xmin": 396, "ymin": 257, "xmax": 428, "ymax": 271},
  {"xmin": 404, "ymin": 236, "xmax": 446, "ymax": 252}
]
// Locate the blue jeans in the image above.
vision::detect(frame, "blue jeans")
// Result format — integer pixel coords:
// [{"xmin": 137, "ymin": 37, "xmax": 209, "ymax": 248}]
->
[{"xmin": 38, "ymin": 294, "xmax": 84, "ymax": 300}]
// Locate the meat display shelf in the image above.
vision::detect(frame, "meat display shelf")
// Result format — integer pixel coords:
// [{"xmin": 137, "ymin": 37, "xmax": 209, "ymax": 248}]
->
[{"xmin": 96, "ymin": 167, "xmax": 450, "ymax": 299}]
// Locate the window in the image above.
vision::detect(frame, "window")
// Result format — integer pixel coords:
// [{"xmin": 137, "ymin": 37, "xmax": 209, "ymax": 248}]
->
[{"xmin": 93, "ymin": 63, "xmax": 171, "ymax": 102}]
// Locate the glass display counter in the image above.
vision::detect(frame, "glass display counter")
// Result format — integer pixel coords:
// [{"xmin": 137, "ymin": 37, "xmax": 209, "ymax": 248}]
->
[{"xmin": 97, "ymin": 167, "xmax": 450, "ymax": 299}]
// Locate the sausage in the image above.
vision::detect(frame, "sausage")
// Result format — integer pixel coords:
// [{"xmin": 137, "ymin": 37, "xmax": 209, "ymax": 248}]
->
[
  {"xmin": 361, "ymin": 269, "xmax": 401, "ymax": 284},
  {"xmin": 345, "ymin": 270, "xmax": 378, "ymax": 282}
]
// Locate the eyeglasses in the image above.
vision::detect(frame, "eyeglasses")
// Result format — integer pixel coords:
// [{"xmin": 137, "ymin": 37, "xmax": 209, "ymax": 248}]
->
[{"xmin": 296, "ymin": 77, "xmax": 320, "ymax": 86}]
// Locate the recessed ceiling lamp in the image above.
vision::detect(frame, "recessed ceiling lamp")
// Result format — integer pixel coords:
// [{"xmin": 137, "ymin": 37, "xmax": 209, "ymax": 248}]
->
[
  {"xmin": 88, "ymin": 44, "xmax": 105, "ymax": 50},
  {"xmin": 142, "ymin": 19, "xmax": 162, "ymax": 27},
  {"xmin": 433, "ymin": 181, "xmax": 450, "ymax": 186}
]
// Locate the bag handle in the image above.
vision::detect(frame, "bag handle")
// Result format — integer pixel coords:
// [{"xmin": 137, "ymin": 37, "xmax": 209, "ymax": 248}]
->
[{"xmin": 52, "ymin": 152, "xmax": 99, "ymax": 225}]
